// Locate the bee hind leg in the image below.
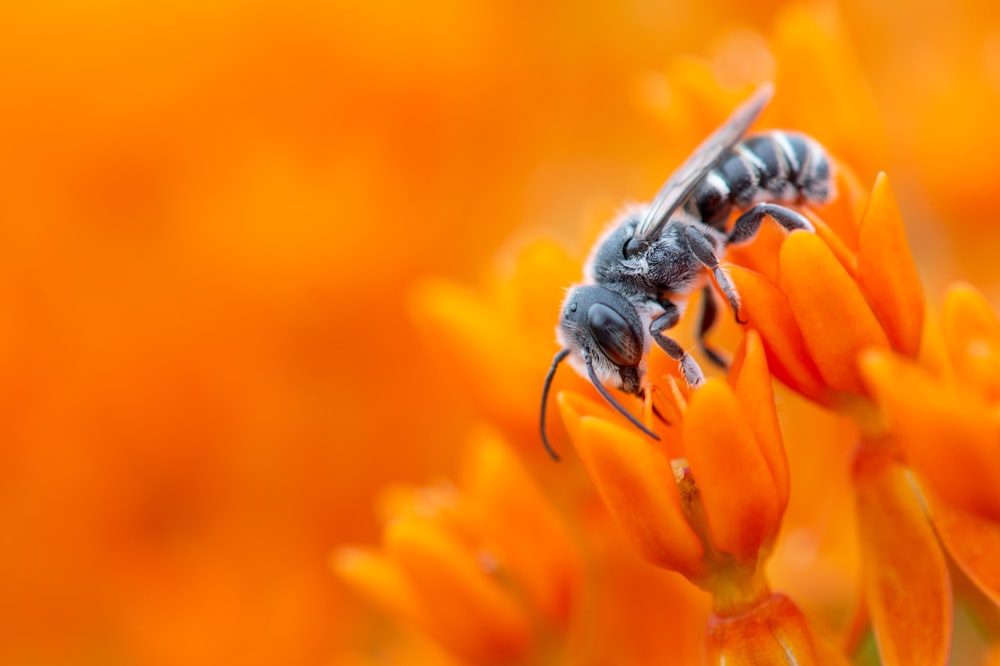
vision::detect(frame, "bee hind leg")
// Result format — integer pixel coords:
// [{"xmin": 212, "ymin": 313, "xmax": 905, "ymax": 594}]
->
[{"xmin": 726, "ymin": 202, "xmax": 814, "ymax": 245}]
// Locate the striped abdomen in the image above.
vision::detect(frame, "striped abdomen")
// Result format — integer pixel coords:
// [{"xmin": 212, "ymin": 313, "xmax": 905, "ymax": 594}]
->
[{"xmin": 688, "ymin": 130, "xmax": 834, "ymax": 229}]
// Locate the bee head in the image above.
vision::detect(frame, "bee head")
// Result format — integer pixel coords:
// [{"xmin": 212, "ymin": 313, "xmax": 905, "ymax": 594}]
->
[
  {"xmin": 557, "ymin": 285, "xmax": 644, "ymax": 389},
  {"xmin": 540, "ymin": 285, "xmax": 657, "ymax": 461}
]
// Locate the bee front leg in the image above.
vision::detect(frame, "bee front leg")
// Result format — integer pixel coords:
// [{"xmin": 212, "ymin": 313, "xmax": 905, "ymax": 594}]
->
[
  {"xmin": 650, "ymin": 302, "xmax": 705, "ymax": 389},
  {"xmin": 683, "ymin": 226, "xmax": 745, "ymax": 325},
  {"xmin": 726, "ymin": 202, "xmax": 814, "ymax": 245}
]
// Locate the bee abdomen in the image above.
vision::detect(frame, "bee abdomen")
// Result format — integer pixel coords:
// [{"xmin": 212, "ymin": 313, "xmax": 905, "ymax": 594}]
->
[{"xmin": 691, "ymin": 130, "xmax": 834, "ymax": 228}]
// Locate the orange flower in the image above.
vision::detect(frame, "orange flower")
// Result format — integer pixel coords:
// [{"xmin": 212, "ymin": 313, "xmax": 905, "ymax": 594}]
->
[
  {"xmin": 729, "ymin": 172, "xmax": 923, "ymax": 406},
  {"xmin": 558, "ymin": 332, "xmax": 784, "ymax": 598},
  {"xmin": 557, "ymin": 331, "xmax": 851, "ymax": 662},
  {"xmin": 857, "ymin": 283, "xmax": 1000, "ymax": 612},
  {"xmin": 402, "ymin": 42, "xmax": 978, "ymax": 663},
  {"xmin": 409, "ymin": 240, "xmax": 590, "ymax": 448},
  {"xmin": 334, "ymin": 428, "xmax": 581, "ymax": 665},
  {"xmin": 369, "ymin": 5, "xmax": 1000, "ymax": 664},
  {"xmin": 725, "ymin": 166, "xmax": 964, "ymax": 663},
  {"xmin": 7, "ymin": 0, "xmax": 1000, "ymax": 663},
  {"xmin": 860, "ymin": 284, "xmax": 1000, "ymax": 521},
  {"xmin": 852, "ymin": 446, "xmax": 952, "ymax": 666},
  {"xmin": 721, "ymin": 130, "xmax": 1000, "ymax": 666}
]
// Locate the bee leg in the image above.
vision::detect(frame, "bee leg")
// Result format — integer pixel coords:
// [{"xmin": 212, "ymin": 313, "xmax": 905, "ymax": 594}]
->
[
  {"xmin": 726, "ymin": 202, "xmax": 814, "ymax": 245},
  {"xmin": 697, "ymin": 284, "xmax": 729, "ymax": 369},
  {"xmin": 683, "ymin": 226, "xmax": 745, "ymax": 325},
  {"xmin": 650, "ymin": 303, "xmax": 705, "ymax": 389}
]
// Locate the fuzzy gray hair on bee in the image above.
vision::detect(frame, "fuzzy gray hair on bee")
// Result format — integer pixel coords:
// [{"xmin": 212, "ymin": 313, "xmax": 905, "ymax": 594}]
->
[{"xmin": 540, "ymin": 83, "xmax": 835, "ymax": 461}]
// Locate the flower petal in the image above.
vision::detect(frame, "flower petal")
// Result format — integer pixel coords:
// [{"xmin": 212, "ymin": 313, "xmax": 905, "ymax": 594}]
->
[
  {"xmin": 941, "ymin": 282, "xmax": 1000, "ymax": 402},
  {"xmin": 925, "ymin": 489, "xmax": 1000, "ymax": 606},
  {"xmin": 808, "ymin": 212, "xmax": 858, "ymax": 278},
  {"xmin": 384, "ymin": 517, "xmax": 532, "ymax": 665},
  {"xmin": 728, "ymin": 264, "xmax": 828, "ymax": 403},
  {"xmin": 812, "ymin": 161, "xmax": 868, "ymax": 251},
  {"xmin": 917, "ymin": 310, "xmax": 956, "ymax": 383},
  {"xmin": 860, "ymin": 350, "xmax": 1000, "ymax": 521},
  {"xmin": 771, "ymin": 6, "xmax": 888, "ymax": 180},
  {"xmin": 410, "ymin": 268, "xmax": 591, "ymax": 446},
  {"xmin": 779, "ymin": 230, "xmax": 889, "ymax": 395},
  {"xmin": 729, "ymin": 330, "xmax": 790, "ymax": 515},
  {"xmin": 332, "ymin": 547, "xmax": 422, "ymax": 625},
  {"xmin": 684, "ymin": 379, "xmax": 780, "ymax": 563},
  {"xmin": 502, "ymin": 239, "xmax": 582, "ymax": 326},
  {"xmin": 376, "ymin": 483, "xmax": 472, "ymax": 538},
  {"xmin": 853, "ymin": 449, "xmax": 951, "ymax": 666},
  {"xmin": 459, "ymin": 428, "xmax": 581, "ymax": 628},
  {"xmin": 557, "ymin": 391, "xmax": 705, "ymax": 577},
  {"xmin": 410, "ymin": 279, "xmax": 539, "ymax": 431},
  {"xmin": 856, "ymin": 173, "xmax": 924, "ymax": 358}
]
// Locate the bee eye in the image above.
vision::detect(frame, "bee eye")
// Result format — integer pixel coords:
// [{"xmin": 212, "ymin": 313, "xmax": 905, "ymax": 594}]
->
[{"xmin": 587, "ymin": 303, "xmax": 641, "ymax": 367}]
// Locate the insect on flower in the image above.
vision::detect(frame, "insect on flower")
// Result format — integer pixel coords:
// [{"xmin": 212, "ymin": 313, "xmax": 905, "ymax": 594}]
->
[{"xmin": 540, "ymin": 83, "xmax": 835, "ymax": 460}]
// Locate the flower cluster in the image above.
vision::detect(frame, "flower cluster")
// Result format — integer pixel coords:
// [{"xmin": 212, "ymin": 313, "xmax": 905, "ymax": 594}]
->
[
  {"xmin": 335, "ymin": 429, "xmax": 580, "ymax": 665},
  {"xmin": 557, "ymin": 332, "xmax": 854, "ymax": 664},
  {"xmin": 7, "ymin": 0, "xmax": 1000, "ymax": 663},
  {"xmin": 336, "ymin": 11, "xmax": 1000, "ymax": 666},
  {"xmin": 729, "ymin": 165, "xmax": 999, "ymax": 663}
]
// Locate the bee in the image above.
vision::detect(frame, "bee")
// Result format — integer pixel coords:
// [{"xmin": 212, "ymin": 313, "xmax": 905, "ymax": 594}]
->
[{"xmin": 540, "ymin": 83, "xmax": 834, "ymax": 460}]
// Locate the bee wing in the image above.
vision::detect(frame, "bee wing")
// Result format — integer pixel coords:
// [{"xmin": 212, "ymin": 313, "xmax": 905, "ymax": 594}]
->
[{"xmin": 633, "ymin": 82, "xmax": 774, "ymax": 243}]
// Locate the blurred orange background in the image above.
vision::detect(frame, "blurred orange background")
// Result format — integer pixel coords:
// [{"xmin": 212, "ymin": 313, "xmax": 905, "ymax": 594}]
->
[{"xmin": 1, "ymin": 1, "xmax": 998, "ymax": 664}]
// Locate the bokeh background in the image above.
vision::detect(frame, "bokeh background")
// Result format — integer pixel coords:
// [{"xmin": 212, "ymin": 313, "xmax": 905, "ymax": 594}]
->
[{"xmin": 1, "ymin": 1, "xmax": 998, "ymax": 664}]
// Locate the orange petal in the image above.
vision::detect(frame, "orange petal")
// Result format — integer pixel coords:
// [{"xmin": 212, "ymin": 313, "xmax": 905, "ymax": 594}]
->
[
  {"xmin": 728, "ymin": 264, "xmax": 828, "ymax": 403},
  {"xmin": 771, "ymin": 6, "xmax": 888, "ymax": 181},
  {"xmin": 810, "ymin": 160, "xmax": 867, "ymax": 251},
  {"xmin": 853, "ymin": 449, "xmax": 951, "ymax": 666},
  {"xmin": 779, "ymin": 231, "xmax": 889, "ymax": 395},
  {"xmin": 653, "ymin": 58, "xmax": 751, "ymax": 146},
  {"xmin": 860, "ymin": 350, "xmax": 1000, "ymax": 522},
  {"xmin": 917, "ymin": 310, "xmax": 955, "ymax": 383},
  {"xmin": 809, "ymin": 212, "xmax": 858, "ymax": 278},
  {"xmin": 500, "ymin": 239, "xmax": 581, "ymax": 326},
  {"xmin": 856, "ymin": 173, "xmax": 924, "ymax": 358},
  {"xmin": 684, "ymin": 379, "xmax": 780, "ymax": 562},
  {"xmin": 941, "ymin": 282, "xmax": 1000, "ymax": 402},
  {"xmin": 925, "ymin": 489, "xmax": 1000, "ymax": 606},
  {"xmin": 409, "ymin": 279, "xmax": 539, "ymax": 432},
  {"xmin": 729, "ymin": 330, "xmax": 789, "ymax": 515},
  {"xmin": 384, "ymin": 517, "xmax": 532, "ymax": 665},
  {"xmin": 705, "ymin": 593, "xmax": 850, "ymax": 666},
  {"xmin": 410, "ymin": 275, "xmax": 593, "ymax": 447},
  {"xmin": 376, "ymin": 483, "xmax": 470, "ymax": 535},
  {"xmin": 459, "ymin": 428, "xmax": 580, "ymax": 628},
  {"xmin": 332, "ymin": 547, "xmax": 422, "ymax": 625},
  {"xmin": 557, "ymin": 391, "xmax": 705, "ymax": 577}
]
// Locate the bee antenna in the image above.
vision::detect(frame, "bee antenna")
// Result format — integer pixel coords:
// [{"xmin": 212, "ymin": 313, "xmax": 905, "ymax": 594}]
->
[
  {"xmin": 540, "ymin": 349, "xmax": 571, "ymax": 462},
  {"xmin": 585, "ymin": 356, "xmax": 660, "ymax": 442}
]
